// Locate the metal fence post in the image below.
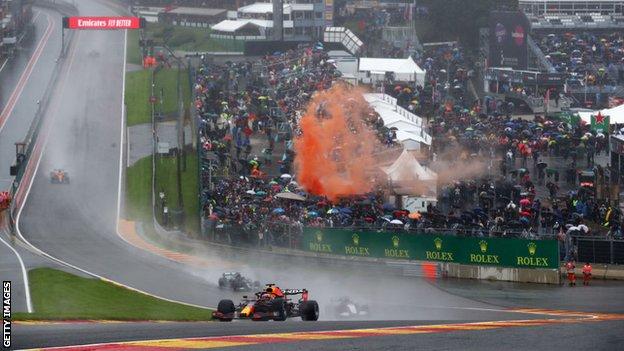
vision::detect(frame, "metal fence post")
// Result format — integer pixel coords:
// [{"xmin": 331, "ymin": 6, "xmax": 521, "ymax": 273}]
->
[
  {"xmin": 288, "ymin": 224, "xmax": 293, "ymax": 249},
  {"xmin": 611, "ymin": 238, "xmax": 614, "ymax": 265}
]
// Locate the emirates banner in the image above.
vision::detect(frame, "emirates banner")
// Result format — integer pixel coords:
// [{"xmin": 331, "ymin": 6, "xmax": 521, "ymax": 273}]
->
[
  {"xmin": 302, "ymin": 228, "xmax": 559, "ymax": 269},
  {"xmin": 63, "ymin": 16, "xmax": 144, "ymax": 30}
]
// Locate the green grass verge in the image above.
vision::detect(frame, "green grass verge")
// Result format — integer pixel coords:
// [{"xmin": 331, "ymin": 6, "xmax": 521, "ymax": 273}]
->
[
  {"xmin": 153, "ymin": 68, "xmax": 191, "ymax": 117},
  {"xmin": 147, "ymin": 22, "xmax": 243, "ymax": 52},
  {"xmin": 126, "ymin": 156, "xmax": 153, "ymax": 222},
  {"xmin": 13, "ymin": 268, "xmax": 212, "ymax": 321},
  {"xmin": 126, "ymin": 28, "xmax": 142, "ymax": 65},
  {"xmin": 155, "ymin": 151, "xmax": 200, "ymax": 234},
  {"xmin": 125, "ymin": 70, "xmax": 152, "ymax": 126}
]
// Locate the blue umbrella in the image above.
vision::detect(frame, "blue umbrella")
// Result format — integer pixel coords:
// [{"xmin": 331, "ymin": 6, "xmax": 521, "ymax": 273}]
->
[
  {"xmin": 308, "ymin": 211, "xmax": 319, "ymax": 218},
  {"xmin": 339, "ymin": 207, "xmax": 353, "ymax": 215},
  {"xmin": 383, "ymin": 203, "xmax": 396, "ymax": 211},
  {"xmin": 327, "ymin": 208, "xmax": 340, "ymax": 215},
  {"xmin": 272, "ymin": 208, "xmax": 285, "ymax": 215}
]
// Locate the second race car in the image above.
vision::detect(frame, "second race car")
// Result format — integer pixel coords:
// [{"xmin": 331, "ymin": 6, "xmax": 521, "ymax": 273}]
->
[
  {"xmin": 329, "ymin": 297, "xmax": 370, "ymax": 319},
  {"xmin": 213, "ymin": 284, "xmax": 319, "ymax": 321},
  {"xmin": 218, "ymin": 272, "xmax": 261, "ymax": 292}
]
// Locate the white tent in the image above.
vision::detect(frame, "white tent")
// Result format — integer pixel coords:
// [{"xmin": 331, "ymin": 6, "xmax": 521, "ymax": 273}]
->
[
  {"xmin": 358, "ymin": 56, "xmax": 426, "ymax": 87},
  {"xmin": 382, "ymin": 149, "xmax": 437, "ymax": 183},
  {"xmin": 577, "ymin": 104, "xmax": 624, "ymax": 124},
  {"xmin": 394, "ymin": 130, "xmax": 429, "ymax": 151},
  {"xmin": 211, "ymin": 19, "xmax": 272, "ymax": 32},
  {"xmin": 363, "ymin": 93, "xmax": 432, "ymax": 147}
]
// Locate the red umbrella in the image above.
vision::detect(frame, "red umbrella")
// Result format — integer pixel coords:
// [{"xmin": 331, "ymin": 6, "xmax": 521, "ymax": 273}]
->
[{"xmin": 519, "ymin": 198, "xmax": 531, "ymax": 206}]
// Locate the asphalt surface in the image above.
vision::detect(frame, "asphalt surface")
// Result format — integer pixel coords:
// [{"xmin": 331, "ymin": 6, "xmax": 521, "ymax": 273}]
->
[
  {"xmin": 6, "ymin": 1, "xmax": 624, "ymax": 350},
  {"xmin": 9, "ymin": 318, "xmax": 530, "ymax": 349},
  {"xmin": 219, "ymin": 321, "xmax": 624, "ymax": 351}
]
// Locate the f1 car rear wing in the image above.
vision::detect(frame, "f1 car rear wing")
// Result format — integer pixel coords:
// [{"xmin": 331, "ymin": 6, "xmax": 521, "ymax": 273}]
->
[
  {"xmin": 283, "ymin": 289, "xmax": 307, "ymax": 295},
  {"xmin": 283, "ymin": 289, "xmax": 309, "ymax": 301}
]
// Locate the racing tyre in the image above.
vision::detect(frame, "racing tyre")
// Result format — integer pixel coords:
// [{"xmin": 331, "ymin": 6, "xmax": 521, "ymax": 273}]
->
[
  {"xmin": 217, "ymin": 299, "xmax": 235, "ymax": 322},
  {"xmin": 218, "ymin": 278, "xmax": 227, "ymax": 289},
  {"xmin": 272, "ymin": 298, "xmax": 287, "ymax": 321},
  {"xmin": 300, "ymin": 300, "xmax": 319, "ymax": 321}
]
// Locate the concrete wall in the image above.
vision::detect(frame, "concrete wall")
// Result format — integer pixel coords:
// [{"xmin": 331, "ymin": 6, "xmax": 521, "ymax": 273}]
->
[{"xmin": 441, "ymin": 262, "xmax": 560, "ymax": 284}]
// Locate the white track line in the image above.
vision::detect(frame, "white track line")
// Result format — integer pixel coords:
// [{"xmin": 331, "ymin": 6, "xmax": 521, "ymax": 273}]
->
[
  {"xmin": 0, "ymin": 231, "xmax": 32, "ymax": 313},
  {"xmin": 0, "ymin": 58, "xmax": 8, "ymax": 74},
  {"xmin": 12, "ymin": 27, "xmax": 212, "ymax": 311},
  {"xmin": 115, "ymin": 29, "xmax": 127, "ymax": 229}
]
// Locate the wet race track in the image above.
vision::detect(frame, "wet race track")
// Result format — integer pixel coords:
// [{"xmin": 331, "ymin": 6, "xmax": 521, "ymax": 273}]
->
[{"xmin": 2, "ymin": 0, "xmax": 624, "ymax": 350}]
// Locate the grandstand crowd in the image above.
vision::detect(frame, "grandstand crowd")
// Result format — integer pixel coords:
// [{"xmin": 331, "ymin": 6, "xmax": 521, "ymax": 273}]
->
[
  {"xmin": 192, "ymin": 41, "xmax": 623, "ymax": 254},
  {"xmin": 534, "ymin": 31, "xmax": 624, "ymax": 86}
]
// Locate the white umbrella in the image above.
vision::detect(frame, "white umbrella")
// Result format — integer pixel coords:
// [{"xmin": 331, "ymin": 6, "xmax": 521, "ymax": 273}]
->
[
  {"xmin": 275, "ymin": 192, "xmax": 306, "ymax": 201},
  {"xmin": 390, "ymin": 219, "xmax": 403, "ymax": 225},
  {"xmin": 245, "ymin": 190, "xmax": 255, "ymax": 195},
  {"xmin": 280, "ymin": 174, "xmax": 292, "ymax": 179}
]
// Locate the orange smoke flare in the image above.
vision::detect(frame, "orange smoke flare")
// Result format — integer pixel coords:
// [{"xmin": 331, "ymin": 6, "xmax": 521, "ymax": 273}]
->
[{"xmin": 294, "ymin": 85, "xmax": 381, "ymax": 201}]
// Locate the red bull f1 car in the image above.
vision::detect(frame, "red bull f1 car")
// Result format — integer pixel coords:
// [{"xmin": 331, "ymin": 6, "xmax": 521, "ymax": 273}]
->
[{"xmin": 213, "ymin": 284, "xmax": 319, "ymax": 322}]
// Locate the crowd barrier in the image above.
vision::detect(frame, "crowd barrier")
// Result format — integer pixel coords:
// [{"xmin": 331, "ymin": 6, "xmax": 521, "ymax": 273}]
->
[
  {"xmin": 302, "ymin": 228, "xmax": 559, "ymax": 269},
  {"xmin": 207, "ymin": 222, "xmax": 559, "ymax": 268}
]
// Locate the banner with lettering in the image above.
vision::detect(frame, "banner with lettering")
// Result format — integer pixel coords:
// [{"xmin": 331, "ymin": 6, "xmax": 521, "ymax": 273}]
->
[{"xmin": 302, "ymin": 228, "xmax": 559, "ymax": 269}]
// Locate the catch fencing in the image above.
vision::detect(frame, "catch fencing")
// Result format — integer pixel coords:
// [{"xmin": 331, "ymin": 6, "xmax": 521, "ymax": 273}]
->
[{"xmin": 574, "ymin": 236, "xmax": 624, "ymax": 265}]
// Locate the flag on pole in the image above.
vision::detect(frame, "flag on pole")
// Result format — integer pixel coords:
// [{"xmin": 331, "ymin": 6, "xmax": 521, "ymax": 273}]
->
[
  {"xmin": 590, "ymin": 112, "xmax": 609, "ymax": 133},
  {"xmin": 544, "ymin": 88, "xmax": 551, "ymax": 113}
]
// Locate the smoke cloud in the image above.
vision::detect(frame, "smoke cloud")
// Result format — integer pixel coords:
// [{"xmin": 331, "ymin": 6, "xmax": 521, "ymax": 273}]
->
[{"xmin": 294, "ymin": 85, "xmax": 381, "ymax": 201}]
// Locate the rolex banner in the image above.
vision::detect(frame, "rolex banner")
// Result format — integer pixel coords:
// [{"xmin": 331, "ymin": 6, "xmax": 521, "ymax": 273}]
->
[{"xmin": 302, "ymin": 228, "xmax": 559, "ymax": 269}]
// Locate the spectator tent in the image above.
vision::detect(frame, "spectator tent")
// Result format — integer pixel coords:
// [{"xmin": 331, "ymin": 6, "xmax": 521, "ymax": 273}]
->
[
  {"xmin": 382, "ymin": 149, "xmax": 438, "ymax": 212},
  {"xmin": 383, "ymin": 149, "xmax": 437, "ymax": 183},
  {"xmin": 210, "ymin": 19, "xmax": 271, "ymax": 40},
  {"xmin": 358, "ymin": 56, "xmax": 426, "ymax": 87},
  {"xmin": 364, "ymin": 93, "xmax": 432, "ymax": 150},
  {"xmin": 578, "ymin": 104, "xmax": 624, "ymax": 125}
]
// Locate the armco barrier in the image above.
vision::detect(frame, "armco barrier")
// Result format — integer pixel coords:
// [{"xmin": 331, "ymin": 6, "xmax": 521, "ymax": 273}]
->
[{"xmin": 302, "ymin": 228, "xmax": 560, "ymax": 269}]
